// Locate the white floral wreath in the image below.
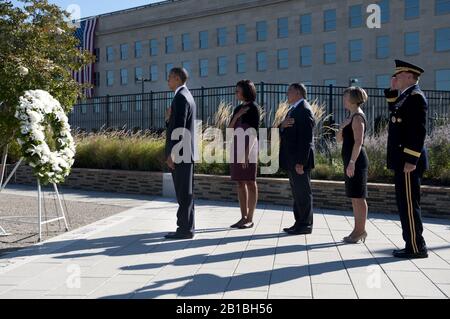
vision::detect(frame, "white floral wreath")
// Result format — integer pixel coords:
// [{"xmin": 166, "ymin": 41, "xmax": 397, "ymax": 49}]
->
[{"xmin": 15, "ymin": 90, "xmax": 76, "ymax": 185}]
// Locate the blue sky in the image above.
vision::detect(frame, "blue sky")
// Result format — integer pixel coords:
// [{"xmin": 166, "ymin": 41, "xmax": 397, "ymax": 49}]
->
[{"xmin": 11, "ymin": 0, "xmax": 163, "ymax": 18}]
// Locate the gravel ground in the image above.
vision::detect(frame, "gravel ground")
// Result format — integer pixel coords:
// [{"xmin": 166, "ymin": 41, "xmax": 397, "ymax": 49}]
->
[{"xmin": 0, "ymin": 193, "xmax": 128, "ymax": 256}]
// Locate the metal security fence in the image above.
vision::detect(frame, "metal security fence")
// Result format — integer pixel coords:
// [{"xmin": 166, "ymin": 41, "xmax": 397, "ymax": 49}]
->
[{"xmin": 69, "ymin": 83, "xmax": 450, "ymax": 134}]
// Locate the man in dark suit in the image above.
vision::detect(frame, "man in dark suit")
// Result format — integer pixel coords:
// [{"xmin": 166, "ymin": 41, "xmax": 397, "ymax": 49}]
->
[
  {"xmin": 165, "ymin": 67, "xmax": 198, "ymax": 240},
  {"xmin": 279, "ymin": 83, "xmax": 315, "ymax": 235},
  {"xmin": 384, "ymin": 60, "xmax": 429, "ymax": 259}
]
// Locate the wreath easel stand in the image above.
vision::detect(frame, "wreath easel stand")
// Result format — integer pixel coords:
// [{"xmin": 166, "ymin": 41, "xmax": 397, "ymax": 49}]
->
[
  {"xmin": 0, "ymin": 90, "xmax": 73, "ymax": 242},
  {"xmin": 0, "ymin": 146, "xmax": 69, "ymax": 242}
]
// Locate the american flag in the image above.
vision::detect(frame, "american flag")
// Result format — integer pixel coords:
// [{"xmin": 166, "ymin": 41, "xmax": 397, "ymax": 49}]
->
[{"xmin": 71, "ymin": 17, "xmax": 98, "ymax": 98}]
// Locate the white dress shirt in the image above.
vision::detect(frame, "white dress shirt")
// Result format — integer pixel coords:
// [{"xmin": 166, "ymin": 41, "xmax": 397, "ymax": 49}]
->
[{"xmin": 174, "ymin": 84, "xmax": 187, "ymax": 96}]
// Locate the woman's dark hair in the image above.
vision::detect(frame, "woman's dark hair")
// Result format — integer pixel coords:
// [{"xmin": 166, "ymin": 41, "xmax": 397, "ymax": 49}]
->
[{"xmin": 236, "ymin": 80, "xmax": 257, "ymax": 102}]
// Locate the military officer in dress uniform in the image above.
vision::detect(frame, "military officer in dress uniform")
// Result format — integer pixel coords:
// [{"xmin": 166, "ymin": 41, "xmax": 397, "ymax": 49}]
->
[{"xmin": 384, "ymin": 60, "xmax": 429, "ymax": 259}]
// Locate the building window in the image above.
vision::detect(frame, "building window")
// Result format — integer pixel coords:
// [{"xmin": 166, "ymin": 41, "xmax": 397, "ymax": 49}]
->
[
  {"xmin": 94, "ymin": 98, "xmax": 101, "ymax": 113},
  {"xmin": 182, "ymin": 61, "xmax": 191, "ymax": 76},
  {"xmin": 278, "ymin": 17, "xmax": 289, "ymax": 38},
  {"xmin": 236, "ymin": 24, "xmax": 247, "ymax": 44},
  {"xmin": 120, "ymin": 44, "xmax": 128, "ymax": 60},
  {"xmin": 150, "ymin": 65, "xmax": 158, "ymax": 82},
  {"xmin": 256, "ymin": 21, "xmax": 267, "ymax": 41},
  {"xmin": 300, "ymin": 14, "xmax": 312, "ymax": 34},
  {"xmin": 278, "ymin": 49, "xmax": 289, "ymax": 69},
  {"xmin": 300, "ymin": 46, "xmax": 312, "ymax": 66},
  {"xmin": 378, "ymin": 0, "xmax": 390, "ymax": 23},
  {"xmin": 120, "ymin": 69, "xmax": 128, "ymax": 85},
  {"xmin": 165, "ymin": 36, "xmax": 175, "ymax": 54},
  {"xmin": 376, "ymin": 74, "xmax": 391, "ymax": 88},
  {"xmin": 349, "ymin": 5, "xmax": 363, "ymax": 28},
  {"xmin": 436, "ymin": 69, "xmax": 450, "ymax": 90},
  {"xmin": 94, "ymin": 72, "xmax": 100, "ymax": 87},
  {"xmin": 135, "ymin": 41, "xmax": 142, "ymax": 58},
  {"xmin": 436, "ymin": 27, "xmax": 450, "ymax": 51},
  {"xmin": 405, "ymin": 0, "xmax": 420, "ymax": 19},
  {"xmin": 197, "ymin": 59, "xmax": 207, "ymax": 77},
  {"xmin": 106, "ymin": 46, "xmax": 114, "ymax": 62},
  {"xmin": 436, "ymin": 0, "xmax": 450, "ymax": 15},
  {"xmin": 324, "ymin": 42, "xmax": 337, "ymax": 64},
  {"xmin": 150, "ymin": 39, "xmax": 158, "ymax": 56},
  {"xmin": 94, "ymin": 48, "xmax": 100, "ymax": 62},
  {"xmin": 217, "ymin": 56, "xmax": 227, "ymax": 75},
  {"xmin": 256, "ymin": 51, "xmax": 267, "ymax": 72},
  {"xmin": 217, "ymin": 27, "xmax": 228, "ymax": 47},
  {"xmin": 182, "ymin": 33, "xmax": 192, "ymax": 51},
  {"xmin": 236, "ymin": 54, "xmax": 246, "ymax": 73},
  {"xmin": 135, "ymin": 67, "xmax": 143, "ymax": 82},
  {"xmin": 166, "ymin": 63, "xmax": 174, "ymax": 80},
  {"xmin": 405, "ymin": 32, "xmax": 420, "ymax": 55},
  {"xmin": 324, "ymin": 9, "xmax": 337, "ymax": 31},
  {"xmin": 136, "ymin": 95, "xmax": 142, "ymax": 112},
  {"xmin": 121, "ymin": 96, "xmax": 128, "ymax": 112},
  {"xmin": 199, "ymin": 31, "xmax": 208, "ymax": 49},
  {"xmin": 349, "ymin": 39, "xmax": 363, "ymax": 62},
  {"xmin": 376, "ymin": 36, "xmax": 390, "ymax": 59},
  {"xmin": 107, "ymin": 70, "xmax": 114, "ymax": 86}
]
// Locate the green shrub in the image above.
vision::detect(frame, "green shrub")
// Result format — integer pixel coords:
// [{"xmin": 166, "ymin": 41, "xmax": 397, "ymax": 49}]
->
[{"xmin": 33, "ymin": 125, "xmax": 449, "ymax": 187}]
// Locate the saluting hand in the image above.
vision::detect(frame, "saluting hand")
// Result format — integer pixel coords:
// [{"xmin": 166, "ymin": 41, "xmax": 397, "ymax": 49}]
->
[{"xmin": 390, "ymin": 77, "xmax": 398, "ymax": 90}]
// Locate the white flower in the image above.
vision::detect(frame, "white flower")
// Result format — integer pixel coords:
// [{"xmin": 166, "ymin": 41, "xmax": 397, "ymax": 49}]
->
[
  {"xmin": 27, "ymin": 110, "xmax": 43, "ymax": 124},
  {"xmin": 55, "ymin": 27, "xmax": 65, "ymax": 35},
  {"xmin": 17, "ymin": 90, "xmax": 75, "ymax": 184},
  {"xmin": 31, "ymin": 129, "xmax": 45, "ymax": 142},
  {"xmin": 18, "ymin": 66, "xmax": 29, "ymax": 76},
  {"xmin": 20, "ymin": 126, "xmax": 30, "ymax": 135}
]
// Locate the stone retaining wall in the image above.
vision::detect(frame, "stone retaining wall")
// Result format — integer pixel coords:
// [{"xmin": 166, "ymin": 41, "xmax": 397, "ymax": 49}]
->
[{"xmin": 4, "ymin": 165, "xmax": 449, "ymax": 218}]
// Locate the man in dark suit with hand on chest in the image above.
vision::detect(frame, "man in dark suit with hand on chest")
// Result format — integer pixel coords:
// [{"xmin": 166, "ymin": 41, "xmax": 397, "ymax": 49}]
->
[
  {"xmin": 279, "ymin": 83, "xmax": 315, "ymax": 235},
  {"xmin": 165, "ymin": 67, "xmax": 198, "ymax": 240}
]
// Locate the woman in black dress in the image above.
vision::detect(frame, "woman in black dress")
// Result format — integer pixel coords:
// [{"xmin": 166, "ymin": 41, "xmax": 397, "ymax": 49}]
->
[
  {"xmin": 228, "ymin": 80, "xmax": 260, "ymax": 229},
  {"xmin": 337, "ymin": 87, "xmax": 369, "ymax": 244}
]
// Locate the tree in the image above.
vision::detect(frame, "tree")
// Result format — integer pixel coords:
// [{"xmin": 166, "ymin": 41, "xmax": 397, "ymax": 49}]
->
[{"xmin": 0, "ymin": 0, "xmax": 94, "ymax": 153}]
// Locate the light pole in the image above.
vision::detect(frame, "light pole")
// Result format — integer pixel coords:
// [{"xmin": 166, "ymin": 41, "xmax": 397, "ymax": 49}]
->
[
  {"xmin": 137, "ymin": 77, "xmax": 151, "ymax": 95},
  {"xmin": 136, "ymin": 77, "xmax": 151, "ymax": 129},
  {"xmin": 350, "ymin": 78, "xmax": 359, "ymax": 87}
]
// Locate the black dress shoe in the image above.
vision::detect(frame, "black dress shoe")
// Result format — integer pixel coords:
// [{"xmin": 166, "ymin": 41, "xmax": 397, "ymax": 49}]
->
[
  {"xmin": 283, "ymin": 225, "xmax": 297, "ymax": 233},
  {"xmin": 164, "ymin": 232, "xmax": 194, "ymax": 240},
  {"xmin": 287, "ymin": 227, "xmax": 313, "ymax": 235},
  {"xmin": 393, "ymin": 248, "xmax": 428, "ymax": 259}
]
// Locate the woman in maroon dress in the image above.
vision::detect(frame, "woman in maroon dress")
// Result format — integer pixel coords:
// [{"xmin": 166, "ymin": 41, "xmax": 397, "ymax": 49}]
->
[{"xmin": 228, "ymin": 80, "xmax": 260, "ymax": 229}]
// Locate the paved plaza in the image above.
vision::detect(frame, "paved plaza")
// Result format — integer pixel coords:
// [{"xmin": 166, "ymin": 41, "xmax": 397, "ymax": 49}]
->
[{"xmin": 0, "ymin": 186, "xmax": 449, "ymax": 299}]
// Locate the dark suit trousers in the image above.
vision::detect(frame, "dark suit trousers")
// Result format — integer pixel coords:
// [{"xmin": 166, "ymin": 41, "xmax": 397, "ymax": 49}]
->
[
  {"xmin": 394, "ymin": 169, "xmax": 426, "ymax": 253},
  {"xmin": 287, "ymin": 169, "xmax": 313, "ymax": 228},
  {"xmin": 172, "ymin": 162, "xmax": 195, "ymax": 234}
]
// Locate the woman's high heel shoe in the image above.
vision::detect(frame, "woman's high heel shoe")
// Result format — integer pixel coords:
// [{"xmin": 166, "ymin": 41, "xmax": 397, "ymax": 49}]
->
[
  {"xmin": 343, "ymin": 231, "xmax": 367, "ymax": 244},
  {"xmin": 230, "ymin": 219, "xmax": 246, "ymax": 228}
]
